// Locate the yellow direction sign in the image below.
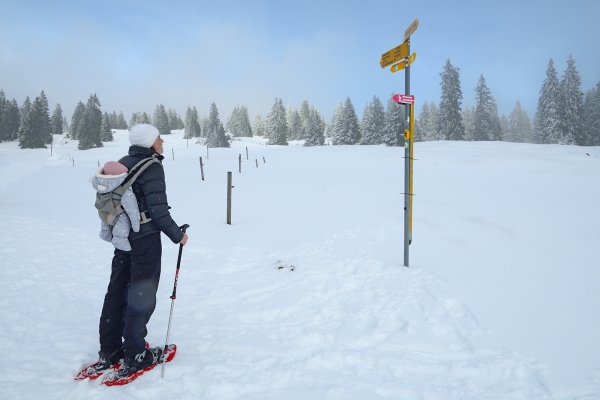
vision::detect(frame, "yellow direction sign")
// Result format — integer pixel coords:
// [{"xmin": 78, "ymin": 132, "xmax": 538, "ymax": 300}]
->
[
  {"xmin": 380, "ymin": 41, "xmax": 409, "ymax": 69},
  {"xmin": 402, "ymin": 19, "xmax": 419, "ymax": 43},
  {"xmin": 390, "ymin": 52, "xmax": 417, "ymax": 73}
]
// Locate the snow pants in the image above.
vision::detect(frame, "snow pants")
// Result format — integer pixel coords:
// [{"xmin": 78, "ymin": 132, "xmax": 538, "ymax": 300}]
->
[{"xmin": 99, "ymin": 232, "xmax": 162, "ymax": 359}]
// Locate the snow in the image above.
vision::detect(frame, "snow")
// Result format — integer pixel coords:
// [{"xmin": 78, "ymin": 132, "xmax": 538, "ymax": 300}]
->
[{"xmin": 0, "ymin": 130, "xmax": 599, "ymax": 399}]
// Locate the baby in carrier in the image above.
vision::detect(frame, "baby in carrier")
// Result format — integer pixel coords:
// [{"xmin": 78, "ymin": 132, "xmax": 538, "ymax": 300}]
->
[{"xmin": 91, "ymin": 161, "xmax": 141, "ymax": 251}]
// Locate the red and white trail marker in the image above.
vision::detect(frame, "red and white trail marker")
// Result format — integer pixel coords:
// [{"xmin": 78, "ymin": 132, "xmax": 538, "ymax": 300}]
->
[{"xmin": 393, "ymin": 94, "xmax": 415, "ymax": 104}]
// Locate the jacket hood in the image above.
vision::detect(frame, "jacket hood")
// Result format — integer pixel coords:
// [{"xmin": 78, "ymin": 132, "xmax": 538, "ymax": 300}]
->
[{"xmin": 91, "ymin": 168, "xmax": 127, "ymax": 193}]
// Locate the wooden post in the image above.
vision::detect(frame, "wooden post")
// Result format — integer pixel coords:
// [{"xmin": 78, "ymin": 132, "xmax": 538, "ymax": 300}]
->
[
  {"xmin": 98, "ymin": 160, "xmax": 100, "ymax": 167},
  {"xmin": 227, "ymin": 172, "xmax": 232, "ymax": 225},
  {"xmin": 199, "ymin": 156, "xmax": 204, "ymax": 181},
  {"xmin": 246, "ymin": 146, "xmax": 248, "ymax": 160},
  {"xmin": 172, "ymin": 148, "xmax": 174, "ymax": 161},
  {"xmin": 255, "ymin": 159, "xmax": 258, "ymax": 168},
  {"xmin": 72, "ymin": 159, "xmax": 74, "ymax": 167},
  {"xmin": 263, "ymin": 156, "xmax": 266, "ymax": 163},
  {"xmin": 187, "ymin": 138, "xmax": 189, "ymax": 148},
  {"xmin": 239, "ymin": 154, "xmax": 242, "ymax": 173}
]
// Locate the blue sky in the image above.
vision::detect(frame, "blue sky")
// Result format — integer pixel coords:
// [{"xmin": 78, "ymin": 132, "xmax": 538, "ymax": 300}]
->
[{"xmin": 1, "ymin": 0, "xmax": 598, "ymax": 123}]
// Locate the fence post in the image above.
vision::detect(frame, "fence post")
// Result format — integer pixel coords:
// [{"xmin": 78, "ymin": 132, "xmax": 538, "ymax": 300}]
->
[
  {"xmin": 227, "ymin": 172, "xmax": 232, "ymax": 225},
  {"xmin": 172, "ymin": 148, "xmax": 174, "ymax": 161},
  {"xmin": 263, "ymin": 157, "xmax": 266, "ymax": 163},
  {"xmin": 199, "ymin": 156, "xmax": 204, "ymax": 181},
  {"xmin": 246, "ymin": 146, "xmax": 248, "ymax": 160},
  {"xmin": 255, "ymin": 159, "xmax": 258, "ymax": 168},
  {"xmin": 239, "ymin": 154, "xmax": 242, "ymax": 173}
]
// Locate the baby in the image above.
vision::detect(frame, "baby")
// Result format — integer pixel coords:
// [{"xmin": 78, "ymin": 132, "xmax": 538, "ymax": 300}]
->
[{"xmin": 91, "ymin": 161, "xmax": 141, "ymax": 251}]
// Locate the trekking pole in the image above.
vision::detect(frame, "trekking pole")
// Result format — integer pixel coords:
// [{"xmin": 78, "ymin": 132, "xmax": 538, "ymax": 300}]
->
[{"xmin": 161, "ymin": 224, "xmax": 189, "ymax": 378}]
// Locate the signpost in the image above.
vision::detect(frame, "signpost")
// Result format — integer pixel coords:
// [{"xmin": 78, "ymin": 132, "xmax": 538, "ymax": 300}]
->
[{"xmin": 379, "ymin": 18, "xmax": 418, "ymax": 268}]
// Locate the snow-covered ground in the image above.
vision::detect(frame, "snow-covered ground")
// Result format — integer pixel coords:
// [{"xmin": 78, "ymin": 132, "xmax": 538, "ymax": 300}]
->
[{"xmin": 0, "ymin": 130, "xmax": 599, "ymax": 399}]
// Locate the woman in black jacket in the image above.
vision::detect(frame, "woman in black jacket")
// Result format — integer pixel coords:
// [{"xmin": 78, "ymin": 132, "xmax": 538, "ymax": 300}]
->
[{"xmin": 95, "ymin": 124, "xmax": 188, "ymax": 378}]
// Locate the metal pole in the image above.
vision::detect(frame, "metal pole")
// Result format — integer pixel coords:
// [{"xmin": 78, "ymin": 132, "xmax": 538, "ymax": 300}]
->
[
  {"xmin": 227, "ymin": 172, "xmax": 232, "ymax": 225},
  {"xmin": 403, "ymin": 38, "xmax": 410, "ymax": 268}
]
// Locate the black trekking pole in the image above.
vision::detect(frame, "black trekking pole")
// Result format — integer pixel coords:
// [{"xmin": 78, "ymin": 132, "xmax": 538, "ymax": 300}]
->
[{"xmin": 161, "ymin": 224, "xmax": 189, "ymax": 378}]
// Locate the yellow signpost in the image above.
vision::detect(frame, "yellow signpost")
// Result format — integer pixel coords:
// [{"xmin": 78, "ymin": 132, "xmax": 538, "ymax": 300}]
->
[
  {"xmin": 380, "ymin": 41, "xmax": 409, "ymax": 69},
  {"xmin": 390, "ymin": 52, "xmax": 417, "ymax": 73},
  {"xmin": 379, "ymin": 18, "xmax": 419, "ymax": 267}
]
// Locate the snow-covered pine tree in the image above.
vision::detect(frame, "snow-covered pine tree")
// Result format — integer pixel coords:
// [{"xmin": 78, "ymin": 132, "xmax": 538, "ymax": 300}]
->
[
  {"xmin": 239, "ymin": 106, "xmax": 253, "ymax": 137},
  {"xmin": 303, "ymin": 107, "xmax": 322, "ymax": 147},
  {"xmin": 199, "ymin": 113, "xmax": 208, "ymax": 138},
  {"xmin": 330, "ymin": 102, "xmax": 345, "ymax": 145},
  {"xmin": 78, "ymin": 94, "xmax": 103, "ymax": 150},
  {"xmin": 19, "ymin": 96, "xmax": 47, "ymax": 149},
  {"xmin": 500, "ymin": 114, "xmax": 510, "ymax": 141},
  {"xmin": 438, "ymin": 59, "xmax": 465, "ymax": 141},
  {"xmin": 0, "ymin": 90, "xmax": 5, "ymax": 136},
  {"xmin": 288, "ymin": 108, "xmax": 303, "ymax": 140},
  {"xmin": 359, "ymin": 95, "xmax": 385, "ymax": 145},
  {"xmin": 414, "ymin": 101, "xmax": 429, "ymax": 142},
  {"xmin": 205, "ymin": 103, "xmax": 229, "ymax": 148},
  {"xmin": 226, "ymin": 106, "xmax": 239, "ymax": 135},
  {"xmin": 129, "ymin": 112, "xmax": 140, "ymax": 128},
  {"xmin": 344, "ymin": 97, "xmax": 361, "ymax": 144},
  {"xmin": 20, "ymin": 96, "xmax": 32, "ymax": 127},
  {"xmin": 101, "ymin": 112, "xmax": 113, "ymax": 142},
  {"xmin": 108, "ymin": 111, "xmax": 118, "ymax": 129},
  {"xmin": 583, "ymin": 83, "xmax": 600, "ymax": 146},
  {"xmin": 300, "ymin": 98, "xmax": 310, "ymax": 136},
  {"xmin": 141, "ymin": 112, "xmax": 152, "ymax": 125},
  {"xmin": 461, "ymin": 101, "xmax": 475, "ymax": 141},
  {"xmin": 69, "ymin": 101, "xmax": 85, "ymax": 139},
  {"xmin": 117, "ymin": 111, "xmax": 127, "ymax": 129},
  {"xmin": 266, "ymin": 98, "xmax": 288, "ymax": 145},
  {"xmin": 427, "ymin": 103, "xmax": 440, "ymax": 141},
  {"xmin": 184, "ymin": 107, "xmax": 199, "ymax": 138},
  {"xmin": 153, "ymin": 104, "xmax": 171, "ymax": 136},
  {"xmin": 473, "ymin": 74, "xmax": 494, "ymax": 141},
  {"xmin": 561, "ymin": 54, "xmax": 584, "ymax": 145},
  {"xmin": 50, "ymin": 104, "xmax": 63, "ymax": 136},
  {"xmin": 38, "ymin": 91, "xmax": 52, "ymax": 144},
  {"xmin": 1, "ymin": 98, "xmax": 20, "ymax": 141},
  {"xmin": 534, "ymin": 59, "xmax": 563, "ymax": 144},
  {"xmin": 507, "ymin": 100, "xmax": 533, "ymax": 143},
  {"xmin": 489, "ymin": 97, "xmax": 502, "ymax": 141},
  {"xmin": 382, "ymin": 94, "xmax": 404, "ymax": 146},
  {"xmin": 62, "ymin": 116, "xmax": 69, "ymax": 133},
  {"xmin": 253, "ymin": 112, "xmax": 266, "ymax": 137}
]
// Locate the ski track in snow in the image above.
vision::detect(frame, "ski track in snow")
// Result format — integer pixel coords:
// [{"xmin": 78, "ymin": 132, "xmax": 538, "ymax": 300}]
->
[{"xmin": 0, "ymin": 216, "xmax": 549, "ymax": 399}]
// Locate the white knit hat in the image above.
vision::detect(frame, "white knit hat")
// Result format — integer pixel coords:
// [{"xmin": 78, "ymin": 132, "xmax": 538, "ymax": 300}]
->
[{"xmin": 129, "ymin": 124, "xmax": 159, "ymax": 148}]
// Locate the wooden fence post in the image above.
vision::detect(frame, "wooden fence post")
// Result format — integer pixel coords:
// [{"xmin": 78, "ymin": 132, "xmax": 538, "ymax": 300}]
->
[
  {"xmin": 239, "ymin": 154, "xmax": 242, "ymax": 173},
  {"xmin": 227, "ymin": 172, "xmax": 232, "ymax": 225},
  {"xmin": 172, "ymin": 148, "xmax": 174, "ymax": 161},
  {"xmin": 199, "ymin": 156, "xmax": 205, "ymax": 181},
  {"xmin": 255, "ymin": 159, "xmax": 258, "ymax": 168},
  {"xmin": 263, "ymin": 156, "xmax": 266, "ymax": 163},
  {"xmin": 246, "ymin": 146, "xmax": 248, "ymax": 160}
]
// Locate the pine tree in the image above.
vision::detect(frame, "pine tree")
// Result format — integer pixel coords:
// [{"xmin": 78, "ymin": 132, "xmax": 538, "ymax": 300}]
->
[
  {"xmin": 438, "ymin": 59, "xmax": 465, "ymax": 140},
  {"xmin": 584, "ymin": 83, "xmax": 600, "ymax": 146},
  {"xmin": 50, "ymin": 103, "xmax": 64, "ymax": 136},
  {"xmin": 253, "ymin": 112, "xmax": 266, "ymax": 137},
  {"xmin": 461, "ymin": 101, "xmax": 475, "ymax": 141},
  {"xmin": 69, "ymin": 101, "xmax": 85, "ymax": 139},
  {"xmin": 266, "ymin": 98, "xmax": 288, "ymax": 145},
  {"xmin": 359, "ymin": 95, "xmax": 385, "ymax": 145},
  {"xmin": 205, "ymin": 103, "xmax": 229, "ymax": 147},
  {"xmin": 0, "ymin": 90, "xmax": 5, "ymax": 137},
  {"xmin": 473, "ymin": 75, "xmax": 494, "ymax": 141},
  {"xmin": 304, "ymin": 107, "xmax": 323, "ymax": 147},
  {"xmin": 330, "ymin": 102, "xmax": 345, "ymax": 145},
  {"xmin": 20, "ymin": 96, "xmax": 32, "ymax": 127},
  {"xmin": 239, "ymin": 106, "xmax": 253, "ymax": 137},
  {"xmin": 561, "ymin": 54, "xmax": 584, "ymax": 145},
  {"xmin": 153, "ymin": 104, "xmax": 171, "ymax": 136},
  {"xmin": 108, "ymin": 111, "xmax": 118, "ymax": 129},
  {"xmin": 184, "ymin": 106, "xmax": 201, "ymax": 138},
  {"xmin": 344, "ymin": 97, "xmax": 361, "ymax": 144},
  {"xmin": 117, "ymin": 111, "xmax": 127, "ymax": 129},
  {"xmin": 288, "ymin": 108, "xmax": 303, "ymax": 140},
  {"xmin": 101, "ymin": 112, "xmax": 113, "ymax": 142},
  {"xmin": 62, "ymin": 116, "xmax": 69, "ymax": 133},
  {"xmin": 38, "ymin": 91, "xmax": 52, "ymax": 144},
  {"xmin": 383, "ymin": 94, "xmax": 404, "ymax": 146},
  {"xmin": 18, "ymin": 96, "xmax": 46, "ymax": 149},
  {"xmin": 534, "ymin": 59, "xmax": 563, "ymax": 144},
  {"xmin": 415, "ymin": 101, "xmax": 429, "ymax": 142},
  {"xmin": 507, "ymin": 100, "xmax": 533, "ymax": 143},
  {"xmin": 78, "ymin": 94, "xmax": 103, "ymax": 150},
  {"xmin": 428, "ymin": 103, "xmax": 440, "ymax": 141},
  {"xmin": 300, "ymin": 98, "xmax": 310, "ymax": 136},
  {"xmin": 0, "ymin": 98, "xmax": 20, "ymax": 141},
  {"xmin": 129, "ymin": 112, "xmax": 140, "ymax": 129},
  {"xmin": 500, "ymin": 114, "xmax": 510, "ymax": 141}
]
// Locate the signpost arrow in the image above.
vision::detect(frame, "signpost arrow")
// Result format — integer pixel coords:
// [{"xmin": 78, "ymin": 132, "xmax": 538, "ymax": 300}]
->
[
  {"xmin": 402, "ymin": 18, "xmax": 419, "ymax": 43},
  {"xmin": 390, "ymin": 52, "xmax": 417, "ymax": 73},
  {"xmin": 393, "ymin": 94, "xmax": 415, "ymax": 104},
  {"xmin": 380, "ymin": 41, "xmax": 409, "ymax": 69}
]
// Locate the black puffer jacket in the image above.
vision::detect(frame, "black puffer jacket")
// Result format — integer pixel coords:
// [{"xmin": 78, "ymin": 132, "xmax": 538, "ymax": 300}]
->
[{"xmin": 120, "ymin": 145, "xmax": 183, "ymax": 244}]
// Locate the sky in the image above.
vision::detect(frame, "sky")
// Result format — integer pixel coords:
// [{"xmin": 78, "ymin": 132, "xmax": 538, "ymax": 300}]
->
[{"xmin": 1, "ymin": 0, "xmax": 599, "ymax": 124}]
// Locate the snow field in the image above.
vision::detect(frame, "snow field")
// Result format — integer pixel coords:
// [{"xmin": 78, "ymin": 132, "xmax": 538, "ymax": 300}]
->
[{"xmin": 0, "ymin": 130, "xmax": 598, "ymax": 398}]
